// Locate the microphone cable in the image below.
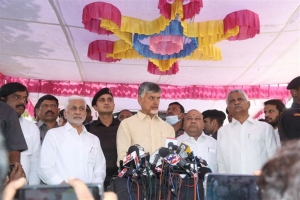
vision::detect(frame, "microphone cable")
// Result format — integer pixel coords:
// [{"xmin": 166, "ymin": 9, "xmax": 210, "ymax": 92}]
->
[
  {"xmin": 126, "ymin": 176, "xmax": 133, "ymax": 200},
  {"xmin": 158, "ymin": 159, "xmax": 165, "ymax": 200},
  {"xmin": 194, "ymin": 155, "xmax": 200, "ymax": 200}
]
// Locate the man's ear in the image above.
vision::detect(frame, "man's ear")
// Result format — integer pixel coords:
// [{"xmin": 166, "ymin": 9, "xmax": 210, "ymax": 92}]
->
[
  {"xmin": 179, "ymin": 113, "xmax": 185, "ymax": 120},
  {"xmin": 0, "ymin": 97, "xmax": 5, "ymax": 102},
  {"xmin": 247, "ymin": 101, "xmax": 251, "ymax": 109},
  {"xmin": 92, "ymin": 104, "xmax": 97, "ymax": 111},
  {"xmin": 138, "ymin": 96, "xmax": 143, "ymax": 106},
  {"xmin": 291, "ymin": 89, "xmax": 296, "ymax": 97},
  {"xmin": 212, "ymin": 119, "xmax": 217, "ymax": 126}
]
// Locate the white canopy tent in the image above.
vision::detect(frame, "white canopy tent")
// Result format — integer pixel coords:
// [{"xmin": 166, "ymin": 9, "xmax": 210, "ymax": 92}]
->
[{"xmin": 0, "ymin": 0, "xmax": 299, "ymax": 118}]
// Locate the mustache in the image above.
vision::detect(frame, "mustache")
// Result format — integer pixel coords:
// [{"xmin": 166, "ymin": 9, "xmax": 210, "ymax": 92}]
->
[
  {"xmin": 45, "ymin": 110, "xmax": 54, "ymax": 115},
  {"xmin": 16, "ymin": 104, "xmax": 25, "ymax": 109}
]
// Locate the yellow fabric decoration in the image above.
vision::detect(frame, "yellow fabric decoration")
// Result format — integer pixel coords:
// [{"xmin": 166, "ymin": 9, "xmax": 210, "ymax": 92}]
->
[{"xmin": 149, "ymin": 58, "xmax": 179, "ymax": 71}]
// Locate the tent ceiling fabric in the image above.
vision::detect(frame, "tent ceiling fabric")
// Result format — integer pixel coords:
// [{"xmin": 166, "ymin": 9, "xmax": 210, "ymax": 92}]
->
[{"xmin": 0, "ymin": 0, "xmax": 299, "ymax": 115}]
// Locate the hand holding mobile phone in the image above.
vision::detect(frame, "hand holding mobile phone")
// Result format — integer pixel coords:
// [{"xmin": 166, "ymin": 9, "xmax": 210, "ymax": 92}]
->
[{"xmin": 8, "ymin": 162, "xmax": 26, "ymax": 183}]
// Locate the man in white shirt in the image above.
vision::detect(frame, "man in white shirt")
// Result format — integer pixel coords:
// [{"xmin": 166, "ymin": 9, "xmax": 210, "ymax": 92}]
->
[
  {"xmin": 38, "ymin": 95, "xmax": 106, "ymax": 184},
  {"xmin": 263, "ymin": 99, "xmax": 286, "ymax": 147},
  {"xmin": 0, "ymin": 82, "xmax": 40, "ymax": 185},
  {"xmin": 177, "ymin": 109, "xmax": 218, "ymax": 173},
  {"xmin": 217, "ymin": 89, "xmax": 278, "ymax": 174}
]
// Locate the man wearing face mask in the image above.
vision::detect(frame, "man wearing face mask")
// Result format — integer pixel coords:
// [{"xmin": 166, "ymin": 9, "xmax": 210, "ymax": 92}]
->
[{"xmin": 165, "ymin": 102, "xmax": 185, "ymax": 137}]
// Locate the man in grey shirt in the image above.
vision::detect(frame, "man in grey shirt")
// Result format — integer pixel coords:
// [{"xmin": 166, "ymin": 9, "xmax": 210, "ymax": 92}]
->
[{"xmin": 35, "ymin": 95, "xmax": 59, "ymax": 143}]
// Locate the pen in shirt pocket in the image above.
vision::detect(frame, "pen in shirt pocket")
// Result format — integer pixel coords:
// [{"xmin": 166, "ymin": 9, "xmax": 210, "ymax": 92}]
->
[{"xmin": 90, "ymin": 147, "xmax": 94, "ymax": 153}]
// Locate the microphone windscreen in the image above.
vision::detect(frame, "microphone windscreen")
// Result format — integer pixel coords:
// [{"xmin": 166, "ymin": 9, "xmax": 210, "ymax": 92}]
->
[
  {"xmin": 168, "ymin": 142, "xmax": 174, "ymax": 147},
  {"xmin": 173, "ymin": 145, "xmax": 178, "ymax": 151},
  {"xmin": 127, "ymin": 145, "xmax": 140, "ymax": 157},
  {"xmin": 159, "ymin": 147, "xmax": 169, "ymax": 157}
]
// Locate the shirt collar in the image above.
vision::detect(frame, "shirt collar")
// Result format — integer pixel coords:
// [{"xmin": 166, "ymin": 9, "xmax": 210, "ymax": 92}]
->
[
  {"xmin": 291, "ymin": 102, "xmax": 300, "ymax": 109},
  {"xmin": 94, "ymin": 115, "xmax": 119, "ymax": 126},
  {"xmin": 137, "ymin": 111, "xmax": 159, "ymax": 120},
  {"xmin": 63, "ymin": 122, "xmax": 88, "ymax": 134},
  {"xmin": 36, "ymin": 120, "xmax": 58, "ymax": 128},
  {"xmin": 231, "ymin": 115, "xmax": 254, "ymax": 125},
  {"xmin": 180, "ymin": 132, "xmax": 207, "ymax": 142},
  {"xmin": 19, "ymin": 116, "xmax": 24, "ymax": 122}
]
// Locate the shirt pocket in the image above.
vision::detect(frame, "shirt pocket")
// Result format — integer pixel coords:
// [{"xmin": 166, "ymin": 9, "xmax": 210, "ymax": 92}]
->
[{"xmin": 88, "ymin": 147, "xmax": 97, "ymax": 165}]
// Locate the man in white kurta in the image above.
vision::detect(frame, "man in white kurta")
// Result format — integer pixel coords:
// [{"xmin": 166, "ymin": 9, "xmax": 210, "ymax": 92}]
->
[
  {"xmin": 38, "ymin": 96, "xmax": 106, "ymax": 184},
  {"xmin": 19, "ymin": 116, "xmax": 41, "ymax": 185},
  {"xmin": 217, "ymin": 90, "xmax": 278, "ymax": 174},
  {"xmin": 177, "ymin": 109, "xmax": 218, "ymax": 173}
]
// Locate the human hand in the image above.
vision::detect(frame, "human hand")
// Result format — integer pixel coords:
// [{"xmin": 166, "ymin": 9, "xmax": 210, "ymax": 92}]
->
[
  {"xmin": 8, "ymin": 162, "xmax": 26, "ymax": 182},
  {"xmin": 68, "ymin": 178, "xmax": 118, "ymax": 200},
  {"xmin": 2, "ymin": 177, "xmax": 26, "ymax": 200}
]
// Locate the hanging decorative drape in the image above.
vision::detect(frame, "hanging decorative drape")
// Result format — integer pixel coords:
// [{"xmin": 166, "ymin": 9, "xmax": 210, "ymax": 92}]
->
[
  {"xmin": 82, "ymin": 0, "xmax": 260, "ymax": 75},
  {"xmin": 0, "ymin": 73, "xmax": 290, "ymax": 100}
]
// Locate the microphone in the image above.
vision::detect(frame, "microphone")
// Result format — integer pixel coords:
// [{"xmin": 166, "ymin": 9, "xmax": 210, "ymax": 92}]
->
[{"xmin": 123, "ymin": 145, "xmax": 140, "ymax": 169}]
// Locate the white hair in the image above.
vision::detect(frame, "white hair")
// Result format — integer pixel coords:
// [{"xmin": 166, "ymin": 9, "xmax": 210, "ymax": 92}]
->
[
  {"xmin": 64, "ymin": 95, "xmax": 86, "ymax": 110},
  {"xmin": 225, "ymin": 89, "xmax": 249, "ymax": 105}
]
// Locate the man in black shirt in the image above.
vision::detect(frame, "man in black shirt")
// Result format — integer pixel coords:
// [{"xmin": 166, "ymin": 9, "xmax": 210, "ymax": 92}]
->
[
  {"xmin": 0, "ymin": 101, "xmax": 27, "ymax": 165},
  {"xmin": 85, "ymin": 88, "xmax": 120, "ymax": 190},
  {"xmin": 278, "ymin": 76, "xmax": 300, "ymax": 140}
]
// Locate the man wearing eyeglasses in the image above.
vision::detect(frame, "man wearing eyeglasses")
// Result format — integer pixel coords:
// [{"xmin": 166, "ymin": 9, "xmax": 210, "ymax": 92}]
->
[
  {"xmin": 35, "ymin": 94, "xmax": 60, "ymax": 143},
  {"xmin": 0, "ymin": 82, "xmax": 40, "ymax": 185}
]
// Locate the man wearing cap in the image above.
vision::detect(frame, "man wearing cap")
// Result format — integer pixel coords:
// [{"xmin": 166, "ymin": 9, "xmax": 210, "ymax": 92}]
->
[
  {"xmin": 202, "ymin": 109, "xmax": 226, "ymax": 140},
  {"xmin": 85, "ymin": 88, "xmax": 120, "ymax": 189},
  {"xmin": 165, "ymin": 102, "xmax": 185, "ymax": 137},
  {"xmin": 278, "ymin": 76, "xmax": 300, "ymax": 140}
]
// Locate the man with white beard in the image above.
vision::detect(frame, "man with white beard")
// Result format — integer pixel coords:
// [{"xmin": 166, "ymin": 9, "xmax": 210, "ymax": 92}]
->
[
  {"xmin": 116, "ymin": 82, "xmax": 175, "ymax": 164},
  {"xmin": 38, "ymin": 95, "xmax": 106, "ymax": 185}
]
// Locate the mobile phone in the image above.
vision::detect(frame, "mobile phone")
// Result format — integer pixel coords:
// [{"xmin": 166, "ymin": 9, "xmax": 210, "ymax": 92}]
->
[
  {"xmin": 204, "ymin": 173, "xmax": 261, "ymax": 200},
  {"xmin": 17, "ymin": 183, "xmax": 104, "ymax": 200}
]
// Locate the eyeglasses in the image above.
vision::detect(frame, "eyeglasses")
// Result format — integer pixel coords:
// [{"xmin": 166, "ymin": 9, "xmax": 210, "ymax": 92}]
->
[{"xmin": 11, "ymin": 94, "xmax": 28, "ymax": 102}]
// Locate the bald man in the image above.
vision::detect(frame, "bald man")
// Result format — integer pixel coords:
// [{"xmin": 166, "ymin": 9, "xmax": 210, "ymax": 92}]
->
[{"xmin": 177, "ymin": 109, "xmax": 217, "ymax": 173}]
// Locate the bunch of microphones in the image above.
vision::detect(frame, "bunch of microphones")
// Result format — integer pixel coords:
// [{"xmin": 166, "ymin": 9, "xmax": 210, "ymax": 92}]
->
[{"xmin": 118, "ymin": 142, "xmax": 211, "ymax": 180}]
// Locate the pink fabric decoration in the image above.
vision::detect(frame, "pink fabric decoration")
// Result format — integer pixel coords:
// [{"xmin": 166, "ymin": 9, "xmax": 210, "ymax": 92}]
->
[
  {"xmin": 82, "ymin": 2, "xmax": 122, "ymax": 29},
  {"xmin": 158, "ymin": 0, "xmax": 203, "ymax": 20},
  {"xmin": 88, "ymin": 40, "xmax": 120, "ymax": 62},
  {"xmin": 83, "ymin": 19, "xmax": 113, "ymax": 35},
  {"xmin": 147, "ymin": 61, "xmax": 179, "ymax": 75},
  {"xmin": 26, "ymin": 100, "xmax": 35, "ymax": 118},
  {"xmin": 149, "ymin": 35, "xmax": 183, "ymax": 55},
  {"xmin": 0, "ymin": 73, "xmax": 290, "ymax": 100},
  {"xmin": 223, "ymin": 10, "xmax": 260, "ymax": 40}
]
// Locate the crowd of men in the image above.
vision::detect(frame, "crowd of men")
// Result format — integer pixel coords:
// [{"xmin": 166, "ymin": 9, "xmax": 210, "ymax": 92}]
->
[{"xmin": 0, "ymin": 76, "xmax": 300, "ymax": 199}]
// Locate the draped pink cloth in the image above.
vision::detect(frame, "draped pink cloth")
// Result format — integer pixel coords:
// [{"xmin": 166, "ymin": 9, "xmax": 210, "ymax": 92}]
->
[
  {"xmin": 82, "ymin": 2, "xmax": 122, "ymax": 28},
  {"xmin": 88, "ymin": 40, "xmax": 120, "ymax": 62},
  {"xmin": 150, "ymin": 35, "xmax": 184, "ymax": 55},
  {"xmin": 223, "ymin": 10, "xmax": 260, "ymax": 40},
  {"xmin": 0, "ymin": 73, "xmax": 290, "ymax": 100}
]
